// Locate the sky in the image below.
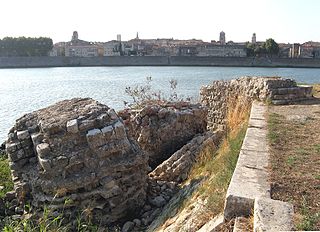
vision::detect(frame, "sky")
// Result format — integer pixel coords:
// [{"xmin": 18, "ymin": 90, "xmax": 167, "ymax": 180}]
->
[{"xmin": 0, "ymin": 0, "xmax": 319, "ymax": 44}]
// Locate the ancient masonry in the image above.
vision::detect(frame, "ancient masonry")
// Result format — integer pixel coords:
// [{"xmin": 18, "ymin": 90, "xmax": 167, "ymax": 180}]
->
[
  {"xmin": 3, "ymin": 76, "xmax": 314, "ymax": 230},
  {"xmin": 200, "ymin": 76, "xmax": 312, "ymax": 131},
  {"xmin": 5, "ymin": 98, "xmax": 148, "ymax": 224},
  {"xmin": 118, "ymin": 102, "xmax": 208, "ymax": 168}
]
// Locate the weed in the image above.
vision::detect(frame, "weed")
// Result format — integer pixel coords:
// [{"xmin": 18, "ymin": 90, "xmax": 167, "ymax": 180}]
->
[
  {"xmin": 0, "ymin": 156, "xmax": 14, "ymax": 198},
  {"xmin": 314, "ymin": 144, "xmax": 320, "ymax": 153},
  {"xmin": 296, "ymin": 196, "xmax": 320, "ymax": 230},
  {"xmin": 286, "ymin": 156, "xmax": 296, "ymax": 166}
]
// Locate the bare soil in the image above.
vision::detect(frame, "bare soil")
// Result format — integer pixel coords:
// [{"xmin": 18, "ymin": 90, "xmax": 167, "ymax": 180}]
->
[{"xmin": 268, "ymin": 92, "xmax": 320, "ymax": 230}]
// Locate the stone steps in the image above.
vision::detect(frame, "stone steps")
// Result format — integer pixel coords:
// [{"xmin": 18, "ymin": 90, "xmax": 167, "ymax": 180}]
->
[{"xmin": 270, "ymin": 86, "xmax": 313, "ymax": 105}]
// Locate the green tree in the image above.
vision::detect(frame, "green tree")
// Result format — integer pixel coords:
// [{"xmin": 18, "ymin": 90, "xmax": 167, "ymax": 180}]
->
[
  {"xmin": 265, "ymin": 38, "xmax": 279, "ymax": 56},
  {"xmin": 0, "ymin": 37, "xmax": 53, "ymax": 57}
]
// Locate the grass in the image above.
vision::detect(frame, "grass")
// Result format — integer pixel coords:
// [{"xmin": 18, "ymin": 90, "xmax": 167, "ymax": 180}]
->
[
  {"xmin": 0, "ymin": 152, "xmax": 14, "ymax": 198},
  {"xmin": 267, "ymin": 113, "xmax": 283, "ymax": 144},
  {"xmin": 2, "ymin": 205, "xmax": 118, "ymax": 232},
  {"xmin": 296, "ymin": 197, "xmax": 320, "ymax": 231},
  {"xmin": 196, "ymin": 126, "xmax": 247, "ymax": 213},
  {"xmin": 184, "ymin": 97, "xmax": 250, "ymax": 222},
  {"xmin": 268, "ymin": 104, "xmax": 320, "ymax": 230},
  {"xmin": 154, "ymin": 97, "xmax": 250, "ymax": 231}
]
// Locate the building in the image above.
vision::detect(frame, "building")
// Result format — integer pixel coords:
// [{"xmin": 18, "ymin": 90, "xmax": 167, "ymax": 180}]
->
[
  {"xmin": 289, "ymin": 43, "xmax": 301, "ymax": 58},
  {"xmin": 103, "ymin": 41, "xmax": 121, "ymax": 56},
  {"xmin": 197, "ymin": 44, "xmax": 247, "ymax": 57},
  {"xmin": 49, "ymin": 42, "xmax": 66, "ymax": 56},
  {"xmin": 252, "ymin": 33, "xmax": 256, "ymax": 44},
  {"xmin": 219, "ymin": 31, "xmax": 226, "ymax": 45},
  {"xmin": 117, "ymin": 34, "xmax": 121, "ymax": 42},
  {"xmin": 64, "ymin": 31, "xmax": 101, "ymax": 57}
]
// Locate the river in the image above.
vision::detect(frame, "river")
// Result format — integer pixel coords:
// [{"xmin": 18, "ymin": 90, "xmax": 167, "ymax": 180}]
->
[{"xmin": 1, "ymin": 66, "xmax": 320, "ymax": 142}]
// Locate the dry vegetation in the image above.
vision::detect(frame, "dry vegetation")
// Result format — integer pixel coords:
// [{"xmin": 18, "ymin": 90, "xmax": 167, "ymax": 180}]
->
[
  {"xmin": 180, "ymin": 97, "xmax": 251, "ymax": 229},
  {"xmin": 268, "ymin": 86, "xmax": 320, "ymax": 231}
]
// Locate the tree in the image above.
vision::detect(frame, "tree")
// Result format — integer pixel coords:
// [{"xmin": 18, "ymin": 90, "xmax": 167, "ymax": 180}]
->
[
  {"xmin": 265, "ymin": 38, "xmax": 279, "ymax": 56},
  {"xmin": 0, "ymin": 37, "xmax": 53, "ymax": 57}
]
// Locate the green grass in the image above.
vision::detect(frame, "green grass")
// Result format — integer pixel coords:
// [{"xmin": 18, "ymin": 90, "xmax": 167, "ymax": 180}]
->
[
  {"xmin": 267, "ymin": 113, "xmax": 283, "ymax": 144},
  {"xmin": 0, "ymin": 152, "xmax": 14, "ymax": 198},
  {"xmin": 286, "ymin": 156, "xmax": 297, "ymax": 166},
  {"xmin": 296, "ymin": 197, "xmax": 320, "ymax": 231},
  {"xmin": 2, "ymin": 206, "xmax": 118, "ymax": 232},
  {"xmin": 189, "ymin": 125, "xmax": 247, "ymax": 214},
  {"xmin": 314, "ymin": 144, "xmax": 320, "ymax": 153}
]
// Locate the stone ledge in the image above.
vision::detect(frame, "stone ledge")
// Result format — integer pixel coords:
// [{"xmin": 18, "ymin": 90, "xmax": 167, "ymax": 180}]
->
[
  {"xmin": 254, "ymin": 197, "xmax": 294, "ymax": 232},
  {"xmin": 224, "ymin": 101, "xmax": 270, "ymax": 220}
]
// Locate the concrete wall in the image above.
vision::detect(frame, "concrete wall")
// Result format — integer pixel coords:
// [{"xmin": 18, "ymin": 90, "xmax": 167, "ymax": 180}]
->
[{"xmin": 1, "ymin": 56, "xmax": 320, "ymax": 68}]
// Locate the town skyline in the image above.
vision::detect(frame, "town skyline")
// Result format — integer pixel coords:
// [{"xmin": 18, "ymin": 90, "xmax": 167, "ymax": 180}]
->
[{"xmin": 0, "ymin": 0, "xmax": 319, "ymax": 44}]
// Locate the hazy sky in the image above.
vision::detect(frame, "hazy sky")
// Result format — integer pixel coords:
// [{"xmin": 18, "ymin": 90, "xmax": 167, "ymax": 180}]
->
[{"xmin": 0, "ymin": 0, "xmax": 319, "ymax": 44}]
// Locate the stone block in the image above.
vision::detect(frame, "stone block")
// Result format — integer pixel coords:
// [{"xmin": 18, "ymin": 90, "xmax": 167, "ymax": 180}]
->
[
  {"xmin": 6, "ymin": 142, "xmax": 18, "ymax": 154},
  {"xmin": 113, "ymin": 121, "xmax": 126, "ymax": 139},
  {"xmin": 38, "ymin": 157, "xmax": 52, "ymax": 172},
  {"xmin": 36, "ymin": 143, "xmax": 51, "ymax": 159},
  {"xmin": 108, "ymin": 109, "xmax": 118, "ymax": 120},
  {"xmin": 254, "ymin": 197, "xmax": 294, "ymax": 232},
  {"xmin": 31, "ymin": 133, "xmax": 43, "ymax": 146},
  {"xmin": 78, "ymin": 120, "xmax": 95, "ymax": 132},
  {"xmin": 86, "ymin": 129, "xmax": 106, "ymax": 149},
  {"xmin": 17, "ymin": 130, "xmax": 30, "ymax": 141},
  {"xmin": 197, "ymin": 214, "xmax": 224, "ymax": 232},
  {"xmin": 224, "ymin": 102, "xmax": 270, "ymax": 220},
  {"xmin": 66, "ymin": 119, "xmax": 79, "ymax": 133},
  {"xmin": 101, "ymin": 125, "xmax": 115, "ymax": 140}
]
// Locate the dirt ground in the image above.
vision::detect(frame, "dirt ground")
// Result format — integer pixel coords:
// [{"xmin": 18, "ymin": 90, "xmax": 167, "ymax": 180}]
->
[{"xmin": 268, "ymin": 93, "xmax": 320, "ymax": 230}]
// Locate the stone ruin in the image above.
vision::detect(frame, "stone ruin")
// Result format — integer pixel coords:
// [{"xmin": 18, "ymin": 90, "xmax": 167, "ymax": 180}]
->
[
  {"xmin": 200, "ymin": 76, "xmax": 313, "ymax": 131},
  {"xmin": 4, "ymin": 98, "xmax": 210, "ymax": 228},
  {"xmin": 3, "ymin": 76, "xmax": 313, "ymax": 230},
  {"xmin": 5, "ymin": 98, "xmax": 148, "ymax": 224},
  {"xmin": 118, "ymin": 102, "xmax": 208, "ymax": 168}
]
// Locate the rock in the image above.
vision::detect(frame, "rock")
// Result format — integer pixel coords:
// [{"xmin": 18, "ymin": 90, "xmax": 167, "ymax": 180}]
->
[
  {"xmin": 149, "ymin": 131, "xmax": 221, "ymax": 184},
  {"xmin": 254, "ymin": 197, "xmax": 294, "ymax": 231},
  {"xmin": 143, "ymin": 204, "xmax": 151, "ymax": 212},
  {"xmin": 122, "ymin": 221, "xmax": 135, "ymax": 232},
  {"xmin": 11, "ymin": 214, "xmax": 22, "ymax": 220},
  {"xmin": 133, "ymin": 218, "xmax": 141, "ymax": 227},
  {"xmin": 118, "ymin": 102, "xmax": 207, "ymax": 168},
  {"xmin": 4, "ymin": 191, "xmax": 16, "ymax": 201},
  {"xmin": 149, "ymin": 195, "xmax": 166, "ymax": 208},
  {"xmin": 66, "ymin": 119, "xmax": 79, "ymax": 134},
  {"xmin": 15, "ymin": 206, "xmax": 24, "ymax": 215},
  {"xmin": 17, "ymin": 130, "xmax": 30, "ymax": 141},
  {"xmin": 0, "ymin": 198, "xmax": 5, "ymax": 216},
  {"xmin": 4, "ymin": 98, "xmax": 149, "ymax": 225}
]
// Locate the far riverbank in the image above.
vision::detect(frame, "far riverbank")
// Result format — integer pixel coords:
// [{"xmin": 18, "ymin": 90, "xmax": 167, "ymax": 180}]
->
[{"xmin": 1, "ymin": 56, "xmax": 320, "ymax": 68}]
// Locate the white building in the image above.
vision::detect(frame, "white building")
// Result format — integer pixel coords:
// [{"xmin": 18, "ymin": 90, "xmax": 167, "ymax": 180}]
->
[
  {"xmin": 103, "ymin": 41, "xmax": 121, "ymax": 56},
  {"xmin": 64, "ymin": 31, "xmax": 101, "ymax": 57}
]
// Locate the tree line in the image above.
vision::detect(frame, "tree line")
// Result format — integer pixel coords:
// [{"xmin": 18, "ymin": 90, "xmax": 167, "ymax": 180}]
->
[
  {"xmin": 246, "ymin": 38, "xmax": 279, "ymax": 57},
  {"xmin": 0, "ymin": 37, "xmax": 53, "ymax": 57}
]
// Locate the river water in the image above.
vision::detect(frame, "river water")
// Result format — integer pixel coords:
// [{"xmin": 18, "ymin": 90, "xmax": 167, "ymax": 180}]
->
[{"xmin": 1, "ymin": 66, "xmax": 320, "ymax": 142}]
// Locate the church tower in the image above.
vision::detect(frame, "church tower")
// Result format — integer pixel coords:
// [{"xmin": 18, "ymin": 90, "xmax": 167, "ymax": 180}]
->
[
  {"xmin": 219, "ymin": 31, "xmax": 226, "ymax": 45},
  {"xmin": 72, "ymin": 31, "xmax": 79, "ymax": 41},
  {"xmin": 252, "ymin": 33, "xmax": 256, "ymax": 44}
]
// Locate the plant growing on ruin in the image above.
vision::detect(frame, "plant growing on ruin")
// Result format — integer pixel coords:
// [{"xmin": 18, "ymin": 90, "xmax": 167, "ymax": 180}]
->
[{"xmin": 124, "ymin": 76, "xmax": 189, "ymax": 108}]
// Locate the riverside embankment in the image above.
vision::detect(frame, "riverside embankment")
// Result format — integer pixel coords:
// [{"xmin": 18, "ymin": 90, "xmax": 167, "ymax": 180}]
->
[{"xmin": 1, "ymin": 56, "xmax": 320, "ymax": 68}]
